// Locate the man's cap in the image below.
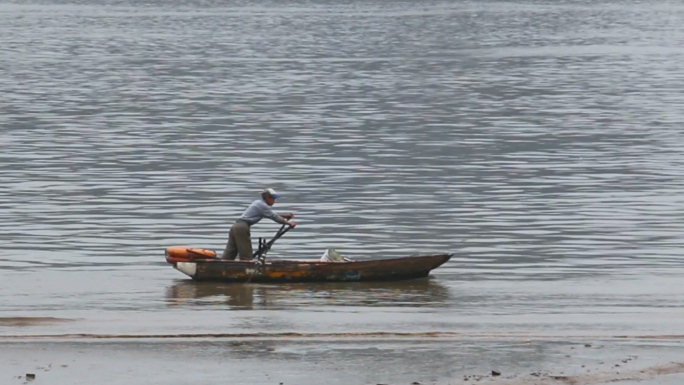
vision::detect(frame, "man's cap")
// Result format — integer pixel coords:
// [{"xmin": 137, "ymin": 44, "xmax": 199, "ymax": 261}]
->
[{"xmin": 262, "ymin": 188, "xmax": 281, "ymax": 199}]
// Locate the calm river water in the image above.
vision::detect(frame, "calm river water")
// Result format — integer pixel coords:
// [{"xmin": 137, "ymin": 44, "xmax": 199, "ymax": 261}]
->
[{"xmin": 2, "ymin": 0, "xmax": 684, "ymax": 384}]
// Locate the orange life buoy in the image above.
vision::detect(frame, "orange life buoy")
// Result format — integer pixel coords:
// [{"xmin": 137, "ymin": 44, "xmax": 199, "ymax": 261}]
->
[{"xmin": 165, "ymin": 247, "xmax": 217, "ymax": 264}]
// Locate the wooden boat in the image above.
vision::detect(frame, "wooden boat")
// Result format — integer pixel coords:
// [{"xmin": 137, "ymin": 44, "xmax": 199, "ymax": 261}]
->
[
  {"xmin": 164, "ymin": 224, "xmax": 452, "ymax": 283},
  {"xmin": 165, "ymin": 251, "xmax": 452, "ymax": 283}
]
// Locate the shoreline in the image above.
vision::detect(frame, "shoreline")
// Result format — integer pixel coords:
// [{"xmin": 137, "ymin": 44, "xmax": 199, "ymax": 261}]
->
[{"xmin": 2, "ymin": 332, "xmax": 684, "ymax": 385}]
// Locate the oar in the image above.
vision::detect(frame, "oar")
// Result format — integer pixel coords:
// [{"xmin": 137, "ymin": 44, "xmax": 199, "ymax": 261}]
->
[
  {"xmin": 252, "ymin": 223, "xmax": 291, "ymax": 261},
  {"xmin": 244, "ymin": 223, "xmax": 294, "ymax": 285}
]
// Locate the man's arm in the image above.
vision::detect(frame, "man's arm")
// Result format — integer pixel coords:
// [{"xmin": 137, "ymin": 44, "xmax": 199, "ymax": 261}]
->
[
  {"xmin": 281, "ymin": 213, "xmax": 296, "ymax": 227},
  {"xmin": 261, "ymin": 204, "xmax": 296, "ymax": 226}
]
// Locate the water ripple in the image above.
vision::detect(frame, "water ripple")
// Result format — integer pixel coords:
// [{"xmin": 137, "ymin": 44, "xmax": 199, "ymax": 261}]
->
[{"xmin": 2, "ymin": 0, "xmax": 684, "ymax": 322}]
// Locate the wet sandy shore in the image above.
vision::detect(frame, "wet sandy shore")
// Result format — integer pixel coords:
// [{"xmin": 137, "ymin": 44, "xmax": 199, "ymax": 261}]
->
[
  {"xmin": 0, "ymin": 317, "xmax": 74, "ymax": 327},
  {"xmin": 2, "ymin": 329, "xmax": 684, "ymax": 385}
]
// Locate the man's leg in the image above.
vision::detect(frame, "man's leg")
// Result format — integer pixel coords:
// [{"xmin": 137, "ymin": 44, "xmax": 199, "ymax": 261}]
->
[
  {"xmin": 232, "ymin": 222, "xmax": 253, "ymax": 260},
  {"xmin": 221, "ymin": 224, "xmax": 239, "ymax": 260}
]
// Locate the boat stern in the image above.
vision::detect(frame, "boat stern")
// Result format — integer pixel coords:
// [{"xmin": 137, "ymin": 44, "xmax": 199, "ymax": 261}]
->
[{"xmin": 175, "ymin": 262, "xmax": 197, "ymax": 278}]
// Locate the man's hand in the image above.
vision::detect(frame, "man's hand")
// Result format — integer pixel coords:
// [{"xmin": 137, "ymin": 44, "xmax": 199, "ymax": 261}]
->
[
  {"xmin": 286, "ymin": 220, "xmax": 297, "ymax": 228},
  {"xmin": 281, "ymin": 213, "xmax": 295, "ymax": 220}
]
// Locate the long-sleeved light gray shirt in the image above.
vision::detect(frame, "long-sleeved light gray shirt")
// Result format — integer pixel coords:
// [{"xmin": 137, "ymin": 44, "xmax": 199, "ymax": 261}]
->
[{"xmin": 238, "ymin": 199, "xmax": 286, "ymax": 226}]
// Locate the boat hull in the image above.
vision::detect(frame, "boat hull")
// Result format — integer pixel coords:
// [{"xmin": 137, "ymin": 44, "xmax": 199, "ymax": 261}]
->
[{"xmin": 171, "ymin": 254, "xmax": 452, "ymax": 283}]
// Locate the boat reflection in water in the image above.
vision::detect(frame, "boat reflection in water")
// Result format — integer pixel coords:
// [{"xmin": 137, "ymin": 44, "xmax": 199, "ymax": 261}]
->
[{"xmin": 165, "ymin": 278, "xmax": 452, "ymax": 310}]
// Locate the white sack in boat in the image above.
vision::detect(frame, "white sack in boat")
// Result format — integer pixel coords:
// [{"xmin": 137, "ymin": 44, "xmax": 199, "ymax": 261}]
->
[{"xmin": 320, "ymin": 249, "xmax": 352, "ymax": 262}]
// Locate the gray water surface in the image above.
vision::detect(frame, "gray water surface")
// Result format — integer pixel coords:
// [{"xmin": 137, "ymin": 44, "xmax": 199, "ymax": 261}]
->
[{"xmin": 2, "ymin": 0, "xmax": 684, "ymax": 358}]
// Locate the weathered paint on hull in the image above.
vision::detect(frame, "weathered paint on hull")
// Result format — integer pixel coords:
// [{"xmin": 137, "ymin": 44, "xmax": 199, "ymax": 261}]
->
[{"xmin": 173, "ymin": 254, "xmax": 452, "ymax": 283}]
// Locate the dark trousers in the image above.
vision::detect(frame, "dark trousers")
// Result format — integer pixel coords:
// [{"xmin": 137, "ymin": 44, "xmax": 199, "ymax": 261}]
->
[{"xmin": 221, "ymin": 221, "xmax": 253, "ymax": 260}]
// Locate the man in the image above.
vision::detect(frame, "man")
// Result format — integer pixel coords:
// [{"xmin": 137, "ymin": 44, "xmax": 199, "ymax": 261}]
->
[{"xmin": 221, "ymin": 188, "xmax": 297, "ymax": 260}]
